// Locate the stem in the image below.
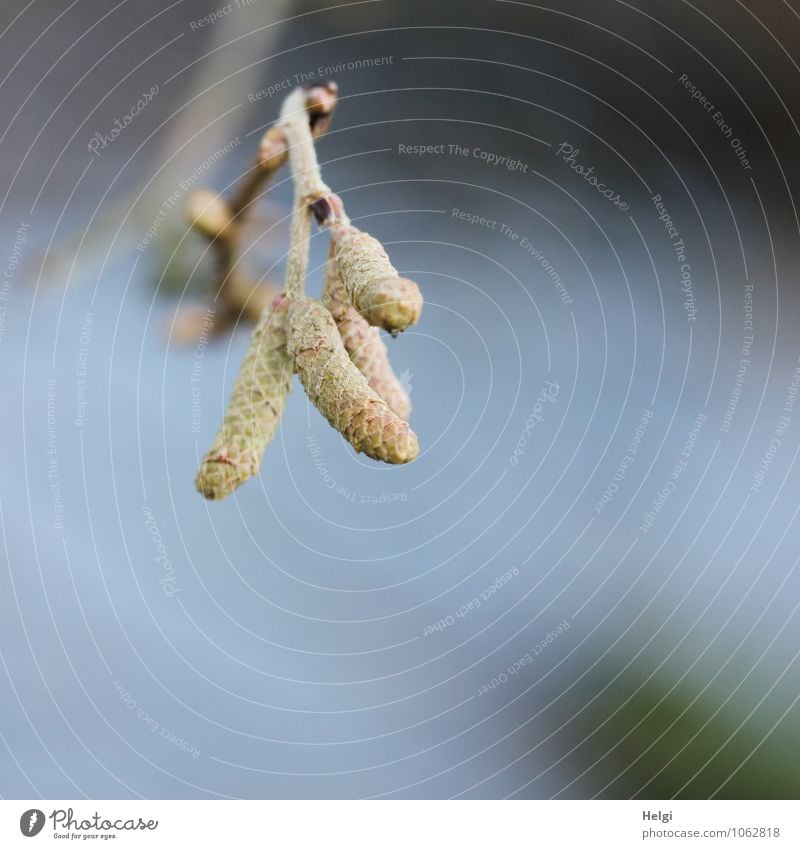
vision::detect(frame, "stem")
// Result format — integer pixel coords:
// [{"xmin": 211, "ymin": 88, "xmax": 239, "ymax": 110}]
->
[
  {"xmin": 283, "ymin": 191, "xmax": 311, "ymax": 300},
  {"xmin": 280, "ymin": 89, "xmax": 331, "ymax": 203},
  {"xmin": 227, "ymin": 160, "xmax": 276, "ymax": 219},
  {"xmin": 279, "ymin": 88, "xmax": 333, "ymax": 299},
  {"xmin": 186, "ymin": 84, "xmax": 339, "ymax": 324}
]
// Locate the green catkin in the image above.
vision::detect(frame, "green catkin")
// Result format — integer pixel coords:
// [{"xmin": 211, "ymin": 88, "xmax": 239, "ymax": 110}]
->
[
  {"xmin": 195, "ymin": 297, "xmax": 292, "ymax": 499},
  {"xmin": 287, "ymin": 298, "xmax": 419, "ymax": 464},
  {"xmin": 322, "ymin": 254, "xmax": 412, "ymax": 420},
  {"xmin": 331, "ymin": 224, "xmax": 423, "ymax": 333}
]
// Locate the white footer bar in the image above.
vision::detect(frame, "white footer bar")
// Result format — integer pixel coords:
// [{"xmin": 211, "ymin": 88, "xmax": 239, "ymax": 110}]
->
[{"xmin": 2, "ymin": 800, "xmax": 796, "ymax": 847}]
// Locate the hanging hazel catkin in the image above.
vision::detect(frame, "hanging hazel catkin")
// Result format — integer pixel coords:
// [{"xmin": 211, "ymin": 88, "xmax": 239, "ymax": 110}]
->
[
  {"xmin": 322, "ymin": 249, "xmax": 412, "ymax": 419},
  {"xmin": 195, "ymin": 296, "xmax": 292, "ymax": 499},
  {"xmin": 286, "ymin": 298, "xmax": 419, "ymax": 464},
  {"xmin": 331, "ymin": 224, "xmax": 423, "ymax": 334}
]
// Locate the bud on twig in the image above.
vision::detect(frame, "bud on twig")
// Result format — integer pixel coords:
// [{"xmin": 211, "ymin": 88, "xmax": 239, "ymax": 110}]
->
[
  {"xmin": 184, "ymin": 189, "xmax": 233, "ymax": 239},
  {"xmin": 257, "ymin": 82, "xmax": 338, "ymax": 173}
]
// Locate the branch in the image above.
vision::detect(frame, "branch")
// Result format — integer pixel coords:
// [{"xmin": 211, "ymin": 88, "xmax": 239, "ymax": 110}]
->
[
  {"xmin": 193, "ymin": 84, "xmax": 424, "ymax": 500},
  {"xmin": 182, "ymin": 83, "xmax": 339, "ymax": 334}
]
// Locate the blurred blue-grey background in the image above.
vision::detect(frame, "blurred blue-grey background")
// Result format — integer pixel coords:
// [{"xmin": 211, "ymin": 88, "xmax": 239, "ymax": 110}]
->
[{"xmin": 1, "ymin": 0, "xmax": 799, "ymax": 799}]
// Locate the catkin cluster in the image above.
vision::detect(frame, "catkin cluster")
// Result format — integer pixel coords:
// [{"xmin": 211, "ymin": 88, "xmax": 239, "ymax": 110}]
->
[{"xmin": 191, "ymin": 85, "xmax": 423, "ymax": 499}]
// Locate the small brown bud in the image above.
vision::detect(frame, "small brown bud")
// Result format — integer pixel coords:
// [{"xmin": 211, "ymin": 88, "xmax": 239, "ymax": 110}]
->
[
  {"xmin": 184, "ymin": 189, "xmax": 233, "ymax": 239},
  {"xmin": 306, "ymin": 84, "xmax": 338, "ymax": 118},
  {"xmin": 311, "ymin": 197, "xmax": 332, "ymax": 225},
  {"xmin": 257, "ymin": 126, "xmax": 289, "ymax": 170}
]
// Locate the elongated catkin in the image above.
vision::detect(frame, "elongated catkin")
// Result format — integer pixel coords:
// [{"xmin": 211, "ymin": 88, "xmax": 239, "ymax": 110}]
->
[
  {"xmin": 287, "ymin": 298, "xmax": 418, "ymax": 463},
  {"xmin": 331, "ymin": 225, "xmax": 423, "ymax": 333},
  {"xmin": 196, "ymin": 296, "xmax": 292, "ymax": 499},
  {"xmin": 322, "ymin": 255, "xmax": 411, "ymax": 419}
]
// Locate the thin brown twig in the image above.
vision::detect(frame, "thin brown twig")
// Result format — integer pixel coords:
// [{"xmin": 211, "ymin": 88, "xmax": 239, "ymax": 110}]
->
[{"xmin": 182, "ymin": 82, "xmax": 339, "ymax": 336}]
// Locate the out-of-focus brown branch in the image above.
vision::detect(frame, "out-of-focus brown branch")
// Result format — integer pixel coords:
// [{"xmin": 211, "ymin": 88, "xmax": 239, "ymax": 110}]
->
[{"xmin": 175, "ymin": 83, "xmax": 338, "ymax": 343}]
